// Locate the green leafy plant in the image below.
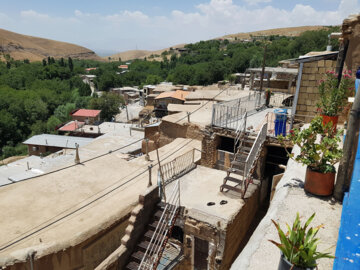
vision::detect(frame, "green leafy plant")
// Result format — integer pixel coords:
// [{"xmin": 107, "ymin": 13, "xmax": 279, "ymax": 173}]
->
[
  {"xmin": 278, "ymin": 116, "xmax": 343, "ymax": 173},
  {"xmin": 269, "ymin": 213, "xmax": 334, "ymax": 268},
  {"xmin": 317, "ymin": 70, "xmax": 353, "ymax": 116}
]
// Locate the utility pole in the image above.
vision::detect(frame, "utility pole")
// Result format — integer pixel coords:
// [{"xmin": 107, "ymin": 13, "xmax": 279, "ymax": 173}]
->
[
  {"xmin": 259, "ymin": 44, "xmax": 267, "ymax": 93},
  {"xmin": 125, "ymin": 104, "xmax": 129, "ymax": 122},
  {"xmin": 334, "ymin": 88, "xmax": 360, "ymax": 201}
]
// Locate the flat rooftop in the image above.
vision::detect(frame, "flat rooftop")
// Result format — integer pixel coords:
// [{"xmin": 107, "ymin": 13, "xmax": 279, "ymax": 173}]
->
[
  {"xmin": 0, "ymin": 138, "xmax": 201, "ymax": 265},
  {"xmin": 23, "ymin": 134, "xmax": 93, "ymax": 148},
  {"xmin": 162, "ymin": 102, "xmax": 215, "ymax": 128},
  {"xmin": 165, "ymin": 165, "xmax": 259, "ymax": 228},
  {"xmin": 185, "ymin": 89, "xmax": 251, "ymax": 102},
  {"xmin": 0, "ymin": 129, "xmax": 144, "ymax": 187}
]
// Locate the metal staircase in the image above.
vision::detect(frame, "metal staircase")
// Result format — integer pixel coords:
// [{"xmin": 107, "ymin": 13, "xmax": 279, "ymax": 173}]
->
[
  {"xmin": 220, "ymin": 121, "xmax": 268, "ymax": 199},
  {"xmin": 126, "ymin": 180, "xmax": 181, "ymax": 270}
]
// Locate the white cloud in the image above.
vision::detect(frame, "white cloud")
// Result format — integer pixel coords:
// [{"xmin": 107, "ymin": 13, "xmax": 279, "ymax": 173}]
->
[
  {"xmin": 20, "ymin": 10, "xmax": 50, "ymax": 20},
  {"xmin": 4, "ymin": 0, "xmax": 359, "ymax": 53},
  {"xmin": 244, "ymin": 0, "xmax": 272, "ymax": 6}
]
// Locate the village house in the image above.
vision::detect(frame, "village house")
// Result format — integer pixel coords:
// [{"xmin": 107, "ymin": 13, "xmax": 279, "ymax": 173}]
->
[
  {"xmin": 23, "ymin": 134, "xmax": 93, "ymax": 156},
  {"xmin": 71, "ymin": 109, "xmax": 101, "ymax": 124},
  {"xmin": 154, "ymin": 90, "xmax": 190, "ymax": 117}
]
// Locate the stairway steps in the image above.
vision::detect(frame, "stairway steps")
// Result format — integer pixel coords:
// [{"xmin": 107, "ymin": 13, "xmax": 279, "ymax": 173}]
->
[
  {"xmin": 144, "ymin": 229, "xmax": 166, "ymax": 241},
  {"xmin": 154, "ymin": 209, "xmax": 164, "ymax": 219},
  {"xmin": 221, "ymin": 184, "xmax": 242, "ymax": 193},
  {"xmin": 131, "ymin": 250, "xmax": 145, "ymax": 262},
  {"xmin": 227, "ymin": 168, "xmax": 244, "ymax": 175},
  {"xmin": 138, "ymin": 240, "xmax": 161, "ymax": 252},
  {"xmin": 224, "ymin": 176, "xmax": 243, "ymax": 184},
  {"xmin": 149, "ymin": 220, "xmax": 164, "ymax": 229},
  {"xmin": 126, "ymin": 261, "xmax": 139, "ymax": 270}
]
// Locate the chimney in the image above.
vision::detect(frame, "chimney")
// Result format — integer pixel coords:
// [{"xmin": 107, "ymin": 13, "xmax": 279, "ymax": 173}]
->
[{"xmin": 74, "ymin": 143, "xmax": 80, "ymax": 164}]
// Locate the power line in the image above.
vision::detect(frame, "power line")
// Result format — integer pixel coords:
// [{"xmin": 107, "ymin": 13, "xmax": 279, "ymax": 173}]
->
[
  {"xmin": 1, "ymin": 137, "xmax": 144, "ymax": 187},
  {"xmin": 0, "ymin": 86, "xmax": 231, "ymax": 251},
  {"xmin": 0, "ymin": 139, "xmax": 194, "ymax": 252}
]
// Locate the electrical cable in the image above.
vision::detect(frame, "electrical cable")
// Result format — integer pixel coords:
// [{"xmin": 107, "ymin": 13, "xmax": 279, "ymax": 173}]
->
[
  {"xmin": 0, "ymin": 138, "xmax": 194, "ymax": 251},
  {"xmin": 0, "ymin": 86, "xmax": 231, "ymax": 251}
]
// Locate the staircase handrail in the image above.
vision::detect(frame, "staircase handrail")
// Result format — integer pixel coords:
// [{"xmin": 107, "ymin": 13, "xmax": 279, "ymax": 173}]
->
[
  {"xmin": 242, "ymin": 123, "xmax": 267, "ymax": 190},
  {"xmin": 139, "ymin": 179, "xmax": 180, "ymax": 269}
]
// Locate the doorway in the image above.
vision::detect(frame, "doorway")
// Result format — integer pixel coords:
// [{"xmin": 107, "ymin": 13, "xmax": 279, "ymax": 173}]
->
[{"xmin": 194, "ymin": 237, "xmax": 209, "ymax": 270}]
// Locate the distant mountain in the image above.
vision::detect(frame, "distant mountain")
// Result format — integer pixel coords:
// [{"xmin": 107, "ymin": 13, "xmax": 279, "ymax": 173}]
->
[
  {"xmin": 107, "ymin": 44, "xmax": 185, "ymax": 62},
  {"xmin": 0, "ymin": 28, "xmax": 102, "ymax": 62},
  {"xmin": 107, "ymin": 25, "xmax": 331, "ymax": 61}
]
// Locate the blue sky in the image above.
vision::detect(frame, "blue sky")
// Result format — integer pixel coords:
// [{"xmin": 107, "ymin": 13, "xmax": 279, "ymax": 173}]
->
[{"xmin": 0, "ymin": 0, "xmax": 358, "ymax": 55}]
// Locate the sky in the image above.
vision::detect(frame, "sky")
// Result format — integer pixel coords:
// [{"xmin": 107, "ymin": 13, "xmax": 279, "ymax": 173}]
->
[{"xmin": 0, "ymin": 0, "xmax": 359, "ymax": 56}]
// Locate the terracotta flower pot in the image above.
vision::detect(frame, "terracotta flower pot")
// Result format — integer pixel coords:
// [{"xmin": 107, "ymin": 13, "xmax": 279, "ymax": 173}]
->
[
  {"xmin": 320, "ymin": 114, "xmax": 338, "ymax": 132},
  {"xmin": 304, "ymin": 167, "xmax": 335, "ymax": 196}
]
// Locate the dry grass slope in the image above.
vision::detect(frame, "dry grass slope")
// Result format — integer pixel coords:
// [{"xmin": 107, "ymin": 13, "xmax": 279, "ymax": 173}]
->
[{"xmin": 0, "ymin": 28, "xmax": 102, "ymax": 62}]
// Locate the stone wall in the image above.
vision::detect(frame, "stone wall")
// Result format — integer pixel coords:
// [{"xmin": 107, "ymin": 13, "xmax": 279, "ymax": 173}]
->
[
  {"xmin": 179, "ymin": 213, "xmax": 225, "ymax": 270},
  {"xmin": 201, "ymin": 132, "xmax": 220, "ymax": 168},
  {"xmin": 295, "ymin": 60, "xmax": 337, "ymax": 121},
  {"xmin": 95, "ymin": 186, "xmax": 160, "ymax": 270}
]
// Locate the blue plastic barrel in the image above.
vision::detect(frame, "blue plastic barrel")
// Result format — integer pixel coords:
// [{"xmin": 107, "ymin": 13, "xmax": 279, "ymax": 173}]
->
[{"xmin": 274, "ymin": 109, "xmax": 287, "ymax": 136}]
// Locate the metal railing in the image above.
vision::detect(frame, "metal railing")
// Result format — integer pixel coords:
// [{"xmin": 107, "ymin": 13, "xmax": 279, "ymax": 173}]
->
[
  {"xmin": 265, "ymin": 112, "xmax": 317, "ymax": 138},
  {"xmin": 242, "ymin": 123, "xmax": 267, "ymax": 198},
  {"xmin": 211, "ymin": 91, "xmax": 265, "ymax": 130},
  {"xmin": 234, "ymin": 112, "xmax": 247, "ymax": 154},
  {"xmin": 139, "ymin": 180, "xmax": 181, "ymax": 270},
  {"xmin": 159, "ymin": 149, "xmax": 196, "ymax": 185}
]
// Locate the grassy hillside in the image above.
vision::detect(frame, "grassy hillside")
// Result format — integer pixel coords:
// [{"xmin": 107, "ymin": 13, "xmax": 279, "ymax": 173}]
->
[
  {"xmin": 0, "ymin": 28, "xmax": 102, "ymax": 62},
  {"xmin": 107, "ymin": 25, "xmax": 331, "ymax": 61}
]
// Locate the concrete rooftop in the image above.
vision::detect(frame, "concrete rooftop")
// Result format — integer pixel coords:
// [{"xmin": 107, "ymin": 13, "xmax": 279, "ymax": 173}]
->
[
  {"xmin": 231, "ymin": 144, "xmax": 342, "ymax": 270},
  {"xmin": 0, "ymin": 138, "xmax": 200, "ymax": 265},
  {"xmin": 0, "ymin": 127, "xmax": 144, "ymax": 187},
  {"xmin": 165, "ymin": 165, "xmax": 258, "ymax": 229},
  {"xmin": 185, "ymin": 89, "xmax": 251, "ymax": 102}
]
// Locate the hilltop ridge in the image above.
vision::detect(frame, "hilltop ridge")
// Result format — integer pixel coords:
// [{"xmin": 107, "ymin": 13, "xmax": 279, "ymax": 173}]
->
[
  {"xmin": 107, "ymin": 25, "xmax": 331, "ymax": 61},
  {"xmin": 0, "ymin": 28, "xmax": 102, "ymax": 62}
]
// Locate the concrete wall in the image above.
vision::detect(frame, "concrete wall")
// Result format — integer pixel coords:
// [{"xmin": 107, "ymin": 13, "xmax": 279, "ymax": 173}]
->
[
  {"xmin": 295, "ymin": 60, "xmax": 337, "ymax": 121},
  {"xmin": 5, "ymin": 214, "xmax": 130, "ymax": 270},
  {"xmin": 71, "ymin": 115, "xmax": 100, "ymax": 125}
]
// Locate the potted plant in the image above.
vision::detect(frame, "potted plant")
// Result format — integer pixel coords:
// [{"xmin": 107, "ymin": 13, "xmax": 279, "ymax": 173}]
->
[
  {"xmin": 278, "ymin": 116, "xmax": 343, "ymax": 196},
  {"xmin": 317, "ymin": 70, "xmax": 352, "ymax": 131},
  {"xmin": 269, "ymin": 213, "xmax": 334, "ymax": 270}
]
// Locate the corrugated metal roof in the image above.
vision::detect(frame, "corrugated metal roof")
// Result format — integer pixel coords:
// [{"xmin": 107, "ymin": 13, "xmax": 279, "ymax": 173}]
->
[{"xmin": 23, "ymin": 134, "xmax": 93, "ymax": 148}]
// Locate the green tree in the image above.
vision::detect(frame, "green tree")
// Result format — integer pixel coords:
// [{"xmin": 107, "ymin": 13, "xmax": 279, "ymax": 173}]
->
[
  {"xmin": 68, "ymin": 57, "xmax": 73, "ymax": 72},
  {"xmin": 54, "ymin": 103, "xmax": 76, "ymax": 122},
  {"xmin": 79, "ymin": 83, "xmax": 92, "ymax": 96},
  {"xmin": 89, "ymin": 92, "xmax": 124, "ymax": 121},
  {"xmin": 46, "ymin": 116, "xmax": 62, "ymax": 133},
  {"xmin": 145, "ymin": 74, "xmax": 162, "ymax": 85}
]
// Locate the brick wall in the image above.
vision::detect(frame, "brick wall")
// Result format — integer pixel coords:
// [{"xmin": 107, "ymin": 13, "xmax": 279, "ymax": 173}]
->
[{"xmin": 295, "ymin": 60, "xmax": 337, "ymax": 121}]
